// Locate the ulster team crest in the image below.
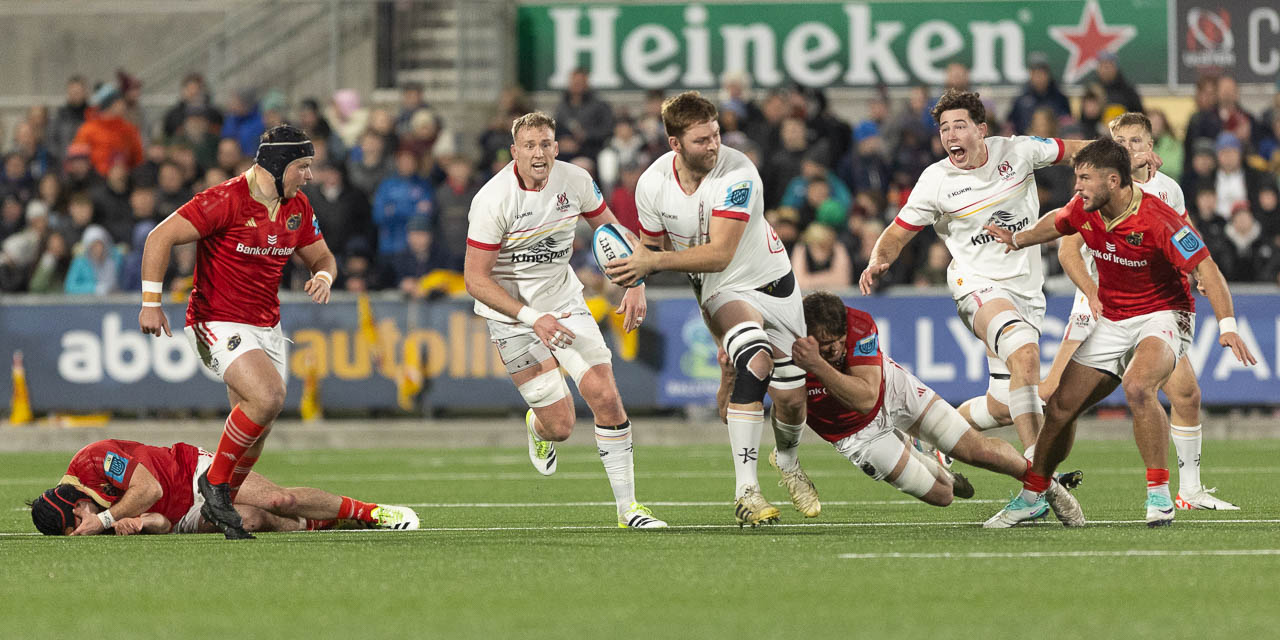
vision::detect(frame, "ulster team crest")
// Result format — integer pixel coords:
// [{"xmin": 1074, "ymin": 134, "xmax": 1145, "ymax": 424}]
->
[{"xmin": 286, "ymin": 213, "xmax": 302, "ymax": 230}]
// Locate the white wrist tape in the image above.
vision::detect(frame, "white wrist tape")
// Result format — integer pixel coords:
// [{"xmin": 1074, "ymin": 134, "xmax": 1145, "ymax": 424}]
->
[
  {"xmin": 141, "ymin": 280, "xmax": 164, "ymax": 294},
  {"xmin": 313, "ymin": 270, "xmax": 334, "ymax": 285},
  {"xmin": 516, "ymin": 306, "xmax": 544, "ymax": 327},
  {"xmin": 141, "ymin": 302, "xmax": 162, "ymax": 308},
  {"xmin": 1010, "ymin": 233, "xmax": 1022, "ymax": 250},
  {"xmin": 97, "ymin": 510, "xmax": 116, "ymax": 529},
  {"xmin": 1219, "ymin": 317, "xmax": 1237, "ymax": 335}
]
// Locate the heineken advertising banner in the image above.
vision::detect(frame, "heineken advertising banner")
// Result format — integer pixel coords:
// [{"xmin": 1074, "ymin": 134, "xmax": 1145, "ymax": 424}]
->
[
  {"xmin": 517, "ymin": 0, "xmax": 1169, "ymax": 90},
  {"xmin": 1175, "ymin": 0, "xmax": 1280, "ymax": 84}
]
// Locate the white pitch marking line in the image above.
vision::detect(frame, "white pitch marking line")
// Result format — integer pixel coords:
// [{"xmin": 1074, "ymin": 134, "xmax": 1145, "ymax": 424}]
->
[
  {"xmin": 399, "ymin": 499, "xmax": 1005, "ymax": 508},
  {"xmin": 838, "ymin": 549, "xmax": 1280, "ymax": 560}
]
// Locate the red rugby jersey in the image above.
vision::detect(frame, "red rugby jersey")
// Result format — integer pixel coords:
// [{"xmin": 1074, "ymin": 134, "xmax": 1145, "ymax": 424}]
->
[
  {"xmin": 61, "ymin": 439, "xmax": 202, "ymax": 527},
  {"xmin": 179, "ymin": 171, "xmax": 323, "ymax": 327},
  {"xmin": 1054, "ymin": 190, "xmax": 1208, "ymax": 321},
  {"xmin": 806, "ymin": 307, "xmax": 886, "ymax": 443}
]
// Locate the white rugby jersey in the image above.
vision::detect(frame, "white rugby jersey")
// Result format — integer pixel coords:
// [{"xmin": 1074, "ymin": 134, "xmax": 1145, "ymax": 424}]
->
[
  {"xmin": 466, "ymin": 160, "xmax": 605, "ymax": 322},
  {"xmin": 895, "ymin": 135, "xmax": 1065, "ymax": 299},
  {"xmin": 1078, "ymin": 170, "xmax": 1186, "ymax": 279},
  {"xmin": 635, "ymin": 146, "xmax": 789, "ymax": 300}
]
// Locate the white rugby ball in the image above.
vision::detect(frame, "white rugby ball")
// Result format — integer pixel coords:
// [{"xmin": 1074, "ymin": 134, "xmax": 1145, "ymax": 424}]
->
[{"xmin": 592, "ymin": 223, "xmax": 643, "ymax": 287}]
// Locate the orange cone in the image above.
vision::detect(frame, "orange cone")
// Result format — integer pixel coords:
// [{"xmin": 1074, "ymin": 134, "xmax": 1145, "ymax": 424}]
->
[
  {"xmin": 8, "ymin": 351, "xmax": 33, "ymax": 426},
  {"xmin": 299, "ymin": 353, "xmax": 322, "ymax": 422}
]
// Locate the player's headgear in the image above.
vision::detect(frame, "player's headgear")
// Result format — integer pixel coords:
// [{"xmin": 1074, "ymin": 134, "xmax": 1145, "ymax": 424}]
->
[
  {"xmin": 254, "ymin": 124, "xmax": 314, "ymax": 202},
  {"xmin": 29, "ymin": 484, "xmax": 89, "ymax": 536}
]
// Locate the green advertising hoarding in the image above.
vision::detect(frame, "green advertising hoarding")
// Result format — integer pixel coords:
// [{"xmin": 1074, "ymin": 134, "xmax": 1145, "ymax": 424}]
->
[{"xmin": 517, "ymin": 0, "xmax": 1169, "ymax": 90}]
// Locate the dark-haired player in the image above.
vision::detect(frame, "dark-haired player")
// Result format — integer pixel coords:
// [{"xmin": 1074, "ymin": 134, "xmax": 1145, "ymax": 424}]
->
[
  {"xmin": 784, "ymin": 292, "xmax": 1074, "ymax": 510},
  {"xmin": 982, "ymin": 137, "xmax": 1254, "ymax": 528},
  {"xmin": 137, "ymin": 125, "xmax": 336, "ymax": 539},
  {"xmin": 857, "ymin": 88, "xmax": 1095, "ymax": 525},
  {"xmin": 28, "ymin": 439, "xmax": 418, "ymax": 536}
]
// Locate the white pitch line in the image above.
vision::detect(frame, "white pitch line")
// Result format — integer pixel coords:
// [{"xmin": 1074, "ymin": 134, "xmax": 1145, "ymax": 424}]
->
[
  {"xmin": 839, "ymin": 549, "xmax": 1280, "ymax": 560},
  {"xmin": 400, "ymin": 499, "xmax": 1005, "ymax": 508}
]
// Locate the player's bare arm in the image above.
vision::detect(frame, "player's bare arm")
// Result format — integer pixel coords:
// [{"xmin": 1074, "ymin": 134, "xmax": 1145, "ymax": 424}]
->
[
  {"xmin": 1057, "ymin": 232, "xmax": 1102, "ymax": 319},
  {"xmin": 606, "ymin": 215, "xmax": 746, "ymax": 286},
  {"xmin": 138, "ymin": 212, "xmax": 202, "ymax": 337},
  {"xmin": 984, "ymin": 211, "xmax": 1064, "ymax": 253},
  {"xmin": 296, "ymin": 238, "xmax": 337, "ymax": 305},
  {"xmin": 792, "ymin": 336, "xmax": 882, "ymax": 413},
  {"xmin": 112, "ymin": 512, "xmax": 173, "ymax": 536},
  {"xmin": 1192, "ymin": 257, "xmax": 1257, "ymax": 366},
  {"xmin": 463, "ymin": 243, "xmax": 574, "ymax": 350},
  {"xmin": 858, "ymin": 222, "xmax": 917, "ymax": 295},
  {"xmin": 70, "ymin": 465, "xmax": 163, "ymax": 536}
]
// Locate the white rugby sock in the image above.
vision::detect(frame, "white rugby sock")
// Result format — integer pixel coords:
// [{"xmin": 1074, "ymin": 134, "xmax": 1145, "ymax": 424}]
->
[
  {"xmin": 726, "ymin": 407, "xmax": 764, "ymax": 498},
  {"xmin": 1023, "ymin": 443, "xmax": 1036, "ymax": 463},
  {"xmin": 1171, "ymin": 423, "xmax": 1202, "ymax": 493},
  {"xmin": 770, "ymin": 411, "xmax": 804, "ymax": 472},
  {"xmin": 596, "ymin": 421, "xmax": 636, "ymax": 513}
]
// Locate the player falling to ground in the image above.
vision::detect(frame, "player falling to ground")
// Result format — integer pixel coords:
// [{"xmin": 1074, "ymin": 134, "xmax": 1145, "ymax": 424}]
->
[
  {"xmin": 28, "ymin": 439, "xmax": 418, "ymax": 536},
  {"xmin": 858, "ymin": 88, "xmax": 1106, "ymax": 523},
  {"xmin": 1041, "ymin": 112, "xmax": 1236, "ymax": 511},
  {"xmin": 138, "ymin": 125, "xmax": 335, "ymax": 540},
  {"xmin": 982, "ymin": 138, "xmax": 1255, "ymax": 528},
  {"xmin": 605, "ymin": 91, "xmax": 818, "ymax": 527},
  {"xmin": 463, "ymin": 112, "xmax": 664, "ymax": 529}
]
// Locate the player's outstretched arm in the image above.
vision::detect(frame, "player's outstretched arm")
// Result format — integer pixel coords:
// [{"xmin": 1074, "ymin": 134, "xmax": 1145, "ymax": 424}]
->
[
  {"xmin": 607, "ymin": 216, "xmax": 745, "ymax": 286},
  {"xmin": 297, "ymin": 238, "xmax": 337, "ymax": 304},
  {"xmin": 113, "ymin": 512, "xmax": 173, "ymax": 536},
  {"xmin": 1193, "ymin": 257, "xmax": 1257, "ymax": 366},
  {"xmin": 858, "ymin": 222, "xmax": 916, "ymax": 295},
  {"xmin": 70, "ymin": 465, "xmax": 164, "ymax": 536},
  {"xmin": 138, "ymin": 212, "xmax": 202, "ymax": 337},
  {"xmin": 984, "ymin": 211, "xmax": 1064, "ymax": 254}
]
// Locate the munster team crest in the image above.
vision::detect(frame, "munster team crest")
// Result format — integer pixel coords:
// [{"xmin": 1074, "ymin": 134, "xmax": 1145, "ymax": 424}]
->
[
  {"xmin": 227, "ymin": 334, "xmax": 241, "ymax": 351},
  {"xmin": 286, "ymin": 213, "xmax": 302, "ymax": 230},
  {"xmin": 1126, "ymin": 232, "xmax": 1143, "ymax": 246}
]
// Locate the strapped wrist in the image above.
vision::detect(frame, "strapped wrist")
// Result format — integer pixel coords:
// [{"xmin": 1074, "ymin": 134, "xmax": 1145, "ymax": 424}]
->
[{"xmin": 97, "ymin": 509, "xmax": 116, "ymax": 529}]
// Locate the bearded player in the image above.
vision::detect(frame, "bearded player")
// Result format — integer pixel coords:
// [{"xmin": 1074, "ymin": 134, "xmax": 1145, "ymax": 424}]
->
[
  {"xmin": 463, "ymin": 112, "xmax": 665, "ymax": 529},
  {"xmin": 28, "ymin": 438, "xmax": 418, "ymax": 536},
  {"xmin": 138, "ymin": 125, "xmax": 335, "ymax": 539},
  {"xmin": 1042, "ymin": 112, "xmax": 1236, "ymax": 510},
  {"xmin": 982, "ymin": 138, "xmax": 1254, "ymax": 528},
  {"xmin": 606, "ymin": 91, "xmax": 818, "ymax": 526}
]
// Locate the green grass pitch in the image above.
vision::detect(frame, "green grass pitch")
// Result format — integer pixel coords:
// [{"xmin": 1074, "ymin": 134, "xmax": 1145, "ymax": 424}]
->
[{"xmin": 3, "ymin": 438, "xmax": 1279, "ymax": 639}]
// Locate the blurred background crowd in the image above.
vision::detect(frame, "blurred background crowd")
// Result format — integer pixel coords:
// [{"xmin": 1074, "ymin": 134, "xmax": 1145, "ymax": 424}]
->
[{"xmin": 3, "ymin": 54, "xmax": 1280, "ymax": 301}]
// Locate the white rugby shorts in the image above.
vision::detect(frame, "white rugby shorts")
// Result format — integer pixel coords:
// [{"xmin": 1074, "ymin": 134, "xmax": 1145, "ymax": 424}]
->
[
  {"xmin": 1071, "ymin": 310, "xmax": 1193, "ymax": 377},
  {"xmin": 184, "ymin": 321, "xmax": 288, "ymax": 384},
  {"xmin": 174, "ymin": 448, "xmax": 215, "ymax": 534}
]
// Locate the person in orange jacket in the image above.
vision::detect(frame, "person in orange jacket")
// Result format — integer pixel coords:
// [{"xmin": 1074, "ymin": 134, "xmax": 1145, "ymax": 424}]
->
[{"xmin": 71, "ymin": 84, "xmax": 143, "ymax": 177}]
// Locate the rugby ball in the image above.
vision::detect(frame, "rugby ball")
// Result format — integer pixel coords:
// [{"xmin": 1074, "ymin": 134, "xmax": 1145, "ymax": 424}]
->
[{"xmin": 592, "ymin": 223, "xmax": 643, "ymax": 287}]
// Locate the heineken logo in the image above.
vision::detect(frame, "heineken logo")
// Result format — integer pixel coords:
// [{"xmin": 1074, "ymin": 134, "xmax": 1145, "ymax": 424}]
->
[{"xmin": 519, "ymin": 1, "xmax": 1154, "ymax": 90}]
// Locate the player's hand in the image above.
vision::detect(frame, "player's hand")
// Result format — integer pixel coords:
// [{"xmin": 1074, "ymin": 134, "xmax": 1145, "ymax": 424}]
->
[
  {"xmin": 604, "ymin": 242, "xmax": 656, "ymax": 288},
  {"xmin": 70, "ymin": 513, "xmax": 106, "ymax": 536},
  {"xmin": 1132, "ymin": 150, "xmax": 1163, "ymax": 173},
  {"xmin": 616, "ymin": 284, "xmax": 647, "ymax": 333},
  {"xmin": 533, "ymin": 312, "xmax": 575, "ymax": 351},
  {"xmin": 982, "ymin": 224, "xmax": 1017, "ymax": 253},
  {"xmin": 1086, "ymin": 291, "xmax": 1103, "ymax": 320},
  {"xmin": 791, "ymin": 336, "xmax": 825, "ymax": 373},
  {"xmin": 715, "ymin": 346, "xmax": 733, "ymax": 424},
  {"xmin": 113, "ymin": 517, "xmax": 144, "ymax": 536},
  {"xmin": 139, "ymin": 306, "xmax": 172, "ymax": 337},
  {"xmin": 304, "ymin": 274, "xmax": 332, "ymax": 304},
  {"xmin": 1219, "ymin": 331, "xmax": 1257, "ymax": 366},
  {"xmin": 858, "ymin": 262, "xmax": 890, "ymax": 295}
]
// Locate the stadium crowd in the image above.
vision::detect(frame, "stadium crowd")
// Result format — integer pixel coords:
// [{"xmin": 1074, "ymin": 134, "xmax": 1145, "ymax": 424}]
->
[{"xmin": 2, "ymin": 59, "xmax": 1280, "ymax": 298}]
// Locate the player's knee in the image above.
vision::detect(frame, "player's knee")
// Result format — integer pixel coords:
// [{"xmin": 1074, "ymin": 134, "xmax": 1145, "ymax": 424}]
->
[
  {"xmin": 1121, "ymin": 378, "xmax": 1157, "ymax": 405},
  {"xmin": 1169, "ymin": 384, "xmax": 1200, "ymax": 414},
  {"xmin": 247, "ymin": 382, "xmax": 286, "ymax": 419},
  {"xmin": 724, "ymin": 322, "xmax": 772, "ymax": 404},
  {"xmin": 239, "ymin": 509, "xmax": 266, "ymax": 532},
  {"xmin": 266, "ymin": 490, "xmax": 297, "ymax": 512},
  {"xmin": 925, "ymin": 485, "xmax": 954, "ymax": 507}
]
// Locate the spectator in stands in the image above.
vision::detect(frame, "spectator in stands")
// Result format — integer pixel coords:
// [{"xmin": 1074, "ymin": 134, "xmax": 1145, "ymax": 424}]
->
[
  {"xmin": 792, "ymin": 221, "xmax": 852, "ymax": 290},
  {"xmin": 478, "ymin": 112, "xmax": 517, "ymax": 176},
  {"xmin": 1007, "ymin": 53, "xmax": 1071, "ymax": 135},
  {"xmin": 297, "ymin": 98, "xmax": 342, "ymax": 162},
  {"xmin": 1254, "ymin": 184, "xmax": 1280, "ymax": 242},
  {"xmin": 763, "ymin": 117, "xmax": 810, "ymax": 208},
  {"xmin": 347, "ymin": 131, "xmax": 392, "ymax": 198},
  {"xmin": 337, "ymin": 237, "xmax": 376, "ymax": 292},
  {"xmin": 1076, "ymin": 85, "xmax": 1106, "ymax": 138},
  {"xmin": 1095, "ymin": 51, "xmax": 1142, "ymax": 113},
  {"xmin": 799, "ymin": 86, "xmax": 853, "ymax": 167},
  {"xmin": 260, "ymin": 89, "xmax": 289, "ymax": 130},
  {"xmin": 27, "ymin": 230, "xmax": 71, "ymax": 293},
  {"xmin": 1190, "ymin": 187, "xmax": 1233, "ymax": 273},
  {"xmin": 367, "ymin": 107, "xmax": 399, "ymax": 153},
  {"xmin": 783, "ymin": 147, "xmax": 851, "ymax": 210},
  {"xmin": 90, "ymin": 159, "xmax": 133, "ymax": 244},
  {"xmin": 1222, "ymin": 202, "xmax": 1272, "ymax": 282},
  {"xmin": 64, "ymin": 224, "xmax": 120, "ymax": 295},
  {"xmin": 384, "ymin": 215, "xmax": 453, "ymax": 298},
  {"xmin": 0, "ymin": 200, "xmax": 49, "ymax": 289},
  {"xmin": 1213, "ymin": 132, "xmax": 1268, "ymax": 218},
  {"xmin": 1259, "ymin": 109, "xmax": 1280, "ymax": 171},
  {"xmin": 35, "ymin": 173, "xmax": 65, "ymax": 220},
  {"xmin": 170, "ymin": 106, "xmax": 219, "ymax": 172},
  {"xmin": 154, "ymin": 161, "xmax": 192, "ymax": 218},
  {"xmin": 913, "ymin": 240, "xmax": 951, "ymax": 288},
  {"xmin": 1030, "ymin": 108, "xmax": 1073, "ymax": 209},
  {"xmin": 327, "ymin": 88, "xmax": 370, "ymax": 151},
  {"xmin": 433, "ymin": 155, "xmax": 480, "ymax": 270},
  {"xmin": 49, "ymin": 75, "xmax": 89, "ymax": 160},
  {"xmin": 163, "ymin": 73, "xmax": 222, "ymax": 139},
  {"xmin": 1147, "ymin": 109, "xmax": 1184, "ymax": 180},
  {"xmin": 1182, "ymin": 138, "xmax": 1217, "ymax": 198},
  {"xmin": 395, "ymin": 82, "xmax": 432, "ymax": 137},
  {"xmin": 636, "ymin": 89, "xmax": 669, "ymax": 158},
  {"xmin": 839, "ymin": 120, "xmax": 891, "ymax": 196},
  {"xmin": 62, "ymin": 192, "xmax": 96, "ymax": 249},
  {"xmin": 607, "ymin": 161, "xmax": 644, "ymax": 236},
  {"xmin": 1183, "ymin": 76, "xmax": 1223, "ymax": 170},
  {"xmin": 1217, "ymin": 76, "xmax": 1257, "ymax": 148},
  {"xmin": 128, "ymin": 184, "xmax": 158, "ymax": 226},
  {"xmin": 215, "ymin": 137, "xmax": 245, "ymax": 176},
  {"xmin": 72, "ymin": 84, "xmax": 143, "ymax": 177},
  {"xmin": 373, "ymin": 148, "xmax": 434, "ymax": 256},
  {"xmin": 1, "ymin": 152, "xmax": 33, "ymax": 202},
  {"xmin": 889, "ymin": 126, "xmax": 936, "ymax": 197},
  {"xmin": 597, "ymin": 117, "xmax": 646, "ymax": 192},
  {"xmin": 768, "ymin": 207, "xmax": 801, "ymax": 256},
  {"xmin": 303, "ymin": 163, "xmax": 374, "ymax": 263},
  {"xmin": 118, "ymin": 218, "xmax": 157, "ymax": 292},
  {"xmin": 554, "ymin": 68, "xmax": 614, "ymax": 162},
  {"xmin": 11, "ymin": 120, "xmax": 54, "ymax": 180},
  {"xmin": 0, "ymin": 194, "xmax": 22, "ymax": 244},
  {"xmin": 221, "ymin": 88, "xmax": 265, "ymax": 157}
]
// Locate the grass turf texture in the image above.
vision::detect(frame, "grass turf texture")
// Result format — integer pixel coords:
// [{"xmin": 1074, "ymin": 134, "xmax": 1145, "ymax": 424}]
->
[{"xmin": 3, "ymin": 438, "xmax": 1279, "ymax": 639}]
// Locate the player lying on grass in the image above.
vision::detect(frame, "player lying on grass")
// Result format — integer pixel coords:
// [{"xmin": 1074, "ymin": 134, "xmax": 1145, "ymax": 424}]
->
[
  {"xmin": 719, "ymin": 292, "xmax": 1084, "ymax": 519},
  {"xmin": 28, "ymin": 439, "xmax": 419, "ymax": 535}
]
